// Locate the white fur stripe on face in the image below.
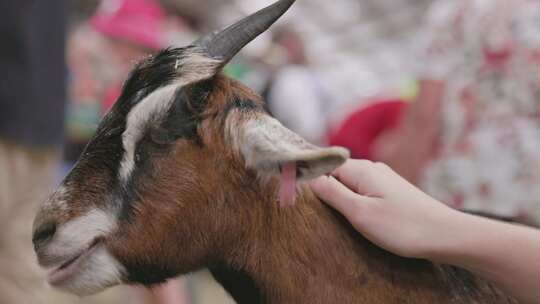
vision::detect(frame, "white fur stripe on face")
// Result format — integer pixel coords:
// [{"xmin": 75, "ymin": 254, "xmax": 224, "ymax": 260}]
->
[
  {"xmin": 119, "ymin": 50, "xmax": 221, "ymax": 182},
  {"xmin": 120, "ymin": 84, "xmax": 178, "ymax": 181}
]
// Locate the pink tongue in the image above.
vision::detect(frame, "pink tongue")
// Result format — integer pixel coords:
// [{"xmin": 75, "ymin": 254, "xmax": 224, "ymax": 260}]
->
[{"xmin": 279, "ymin": 162, "xmax": 297, "ymax": 207}]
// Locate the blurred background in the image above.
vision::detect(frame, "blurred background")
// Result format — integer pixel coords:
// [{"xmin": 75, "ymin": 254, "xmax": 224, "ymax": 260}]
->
[{"xmin": 2, "ymin": 0, "xmax": 540, "ymax": 303}]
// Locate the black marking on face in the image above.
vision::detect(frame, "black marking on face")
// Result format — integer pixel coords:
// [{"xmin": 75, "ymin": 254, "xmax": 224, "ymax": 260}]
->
[
  {"xmin": 118, "ymin": 47, "xmax": 198, "ymax": 111},
  {"xmin": 64, "ymin": 111, "xmax": 125, "ymax": 196},
  {"xmin": 64, "ymin": 47, "xmax": 216, "ymax": 213},
  {"xmin": 117, "ymin": 79, "xmax": 218, "ymax": 221},
  {"xmin": 161, "ymin": 80, "xmax": 215, "ymax": 145}
]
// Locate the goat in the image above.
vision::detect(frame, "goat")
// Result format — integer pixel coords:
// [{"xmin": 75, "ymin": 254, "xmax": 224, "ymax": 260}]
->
[{"xmin": 32, "ymin": 1, "xmax": 516, "ymax": 303}]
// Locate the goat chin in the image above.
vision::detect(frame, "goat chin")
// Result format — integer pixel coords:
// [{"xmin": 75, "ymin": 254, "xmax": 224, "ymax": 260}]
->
[{"xmin": 51, "ymin": 246, "xmax": 126, "ymax": 296}]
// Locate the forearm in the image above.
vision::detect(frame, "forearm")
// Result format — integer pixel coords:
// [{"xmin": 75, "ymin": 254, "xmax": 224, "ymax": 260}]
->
[
  {"xmin": 430, "ymin": 211, "xmax": 540, "ymax": 304},
  {"xmin": 375, "ymin": 79, "xmax": 443, "ymax": 184}
]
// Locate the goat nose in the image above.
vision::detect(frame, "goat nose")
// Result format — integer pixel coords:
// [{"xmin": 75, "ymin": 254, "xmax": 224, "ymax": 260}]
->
[{"xmin": 32, "ymin": 220, "xmax": 57, "ymax": 251}]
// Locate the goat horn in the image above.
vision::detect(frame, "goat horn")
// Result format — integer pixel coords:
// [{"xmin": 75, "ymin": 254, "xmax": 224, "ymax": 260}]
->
[{"xmin": 196, "ymin": 0, "xmax": 296, "ymax": 63}]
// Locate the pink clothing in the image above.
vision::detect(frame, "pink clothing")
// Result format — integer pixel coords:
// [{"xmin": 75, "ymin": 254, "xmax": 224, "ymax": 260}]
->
[
  {"xmin": 91, "ymin": 0, "xmax": 166, "ymax": 50},
  {"xmin": 419, "ymin": 0, "xmax": 540, "ymax": 224}
]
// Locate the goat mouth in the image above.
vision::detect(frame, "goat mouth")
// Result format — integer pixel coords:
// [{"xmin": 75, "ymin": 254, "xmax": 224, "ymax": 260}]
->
[{"xmin": 47, "ymin": 239, "xmax": 101, "ymax": 286}]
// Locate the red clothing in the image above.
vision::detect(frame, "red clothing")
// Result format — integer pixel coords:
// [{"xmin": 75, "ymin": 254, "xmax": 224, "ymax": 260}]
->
[{"xmin": 329, "ymin": 99, "xmax": 408, "ymax": 160}]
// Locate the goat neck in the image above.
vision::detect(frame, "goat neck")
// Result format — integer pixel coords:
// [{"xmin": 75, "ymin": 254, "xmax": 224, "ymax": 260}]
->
[{"xmin": 201, "ymin": 169, "xmax": 515, "ymax": 304}]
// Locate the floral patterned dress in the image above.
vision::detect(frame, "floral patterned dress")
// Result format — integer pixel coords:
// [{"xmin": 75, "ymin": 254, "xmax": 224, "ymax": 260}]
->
[{"xmin": 419, "ymin": 0, "xmax": 540, "ymax": 224}]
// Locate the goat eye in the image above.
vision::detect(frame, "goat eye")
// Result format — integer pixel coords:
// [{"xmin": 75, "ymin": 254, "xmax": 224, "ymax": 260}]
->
[{"xmin": 150, "ymin": 127, "xmax": 173, "ymax": 145}]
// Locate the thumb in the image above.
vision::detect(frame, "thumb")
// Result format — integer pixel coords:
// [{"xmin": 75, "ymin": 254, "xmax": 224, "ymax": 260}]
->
[{"xmin": 309, "ymin": 176, "xmax": 372, "ymax": 218}]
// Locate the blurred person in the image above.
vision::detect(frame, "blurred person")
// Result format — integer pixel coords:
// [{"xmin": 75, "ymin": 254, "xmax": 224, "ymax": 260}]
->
[
  {"xmin": 0, "ymin": 0, "xmax": 67, "ymax": 303},
  {"xmin": 66, "ymin": 0, "xmax": 191, "ymax": 303},
  {"xmin": 266, "ymin": 28, "xmax": 328, "ymax": 144},
  {"xmin": 371, "ymin": 0, "xmax": 540, "ymax": 226}
]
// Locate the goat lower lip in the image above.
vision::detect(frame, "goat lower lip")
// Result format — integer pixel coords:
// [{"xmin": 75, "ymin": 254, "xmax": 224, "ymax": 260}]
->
[{"xmin": 47, "ymin": 240, "xmax": 100, "ymax": 286}]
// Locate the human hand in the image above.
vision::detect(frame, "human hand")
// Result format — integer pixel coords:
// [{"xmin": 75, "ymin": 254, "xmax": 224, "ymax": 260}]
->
[{"xmin": 309, "ymin": 160, "xmax": 459, "ymax": 260}]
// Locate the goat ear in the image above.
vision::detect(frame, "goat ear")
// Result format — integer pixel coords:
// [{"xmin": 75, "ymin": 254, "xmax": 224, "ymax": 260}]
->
[{"xmin": 228, "ymin": 113, "xmax": 350, "ymax": 180}]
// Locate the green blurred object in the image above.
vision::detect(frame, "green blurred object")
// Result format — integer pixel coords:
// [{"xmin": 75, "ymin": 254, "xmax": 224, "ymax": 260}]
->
[
  {"xmin": 223, "ymin": 60, "xmax": 251, "ymax": 82},
  {"xmin": 399, "ymin": 78, "xmax": 419, "ymax": 102},
  {"xmin": 66, "ymin": 102, "xmax": 101, "ymax": 141}
]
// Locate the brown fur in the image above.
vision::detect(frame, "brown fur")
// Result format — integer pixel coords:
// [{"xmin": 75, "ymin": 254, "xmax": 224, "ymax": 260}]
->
[{"xmin": 107, "ymin": 75, "xmax": 516, "ymax": 303}]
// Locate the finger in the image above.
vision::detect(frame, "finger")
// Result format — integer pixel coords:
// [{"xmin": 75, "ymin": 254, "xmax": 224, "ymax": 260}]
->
[
  {"xmin": 331, "ymin": 160, "xmax": 383, "ymax": 197},
  {"xmin": 309, "ymin": 176, "xmax": 372, "ymax": 217}
]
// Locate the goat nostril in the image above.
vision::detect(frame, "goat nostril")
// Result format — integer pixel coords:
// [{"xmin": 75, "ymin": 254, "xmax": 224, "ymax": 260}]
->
[{"xmin": 32, "ymin": 221, "xmax": 57, "ymax": 250}]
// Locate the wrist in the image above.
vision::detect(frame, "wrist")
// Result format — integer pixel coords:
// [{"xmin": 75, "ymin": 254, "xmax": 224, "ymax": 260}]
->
[
  {"xmin": 420, "ymin": 205, "xmax": 471, "ymax": 263},
  {"xmin": 423, "ymin": 210, "xmax": 504, "ymax": 269}
]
